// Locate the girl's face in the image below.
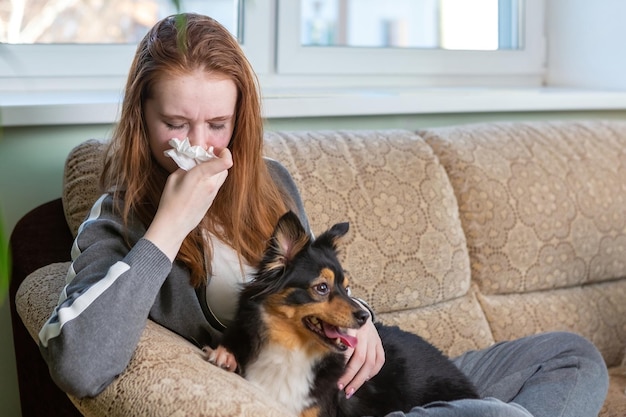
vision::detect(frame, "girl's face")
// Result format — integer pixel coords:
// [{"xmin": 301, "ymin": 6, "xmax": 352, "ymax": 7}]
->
[{"xmin": 144, "ymin": 69, "xmax": 238, "ymax": 173}]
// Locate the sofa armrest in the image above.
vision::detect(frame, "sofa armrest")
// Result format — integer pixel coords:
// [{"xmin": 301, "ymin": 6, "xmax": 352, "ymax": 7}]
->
[
  {"xmin": 9, "ymin": 198, "xmax": 73, "ymax": 283},
  {"xmin": 16, "ymin": 262, "xmax": 294, "ymax": 417},
  {"xmin": 9, "ymin": 199, "xmax": 80, "ymax": 416}
]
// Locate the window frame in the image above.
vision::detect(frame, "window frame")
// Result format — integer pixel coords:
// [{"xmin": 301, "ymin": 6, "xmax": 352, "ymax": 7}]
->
[
  {"xmin": 0, "ymin": 0, "xmax": 545, "ymax": 93},
  {"xmin": 0, "ymin": 0, "xmax": 272, "ymax": 91},
  {"xmin": 275, "ymin": 0, "xmax": 545, "ymax": 77}
]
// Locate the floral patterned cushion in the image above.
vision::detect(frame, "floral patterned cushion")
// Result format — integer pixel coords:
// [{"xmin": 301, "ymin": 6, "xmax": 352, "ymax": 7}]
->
[{"xmin": 423, "ymin": 120, "xmax": 626, "ymax": 365}]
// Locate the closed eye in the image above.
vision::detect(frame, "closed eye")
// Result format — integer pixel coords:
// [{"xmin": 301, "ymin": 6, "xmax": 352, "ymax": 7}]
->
[{"xmin": 166, "ymin": 122, "xmax": 186, "ymax": 130}]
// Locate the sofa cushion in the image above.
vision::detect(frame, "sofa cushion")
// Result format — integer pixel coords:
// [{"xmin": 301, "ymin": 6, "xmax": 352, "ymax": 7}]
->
[
  {"xmin": 423, "ymin": 120, "xmax": 626, "ymax": 365},
  {"xmin": 378, "ymin": 290, "xmax": 493, "ymax": 358},
  {"xmin": 477, "ymin": 280, "xmax": 626, "ymax": 366},
  {"xmin": 423, "ymin": 120, "xmax": 626, "ymax": 293},
  {"xmin": 602, "ymin": 365, "xmax": 626, "ymax": 417},
  {"xmin": 264, "ymin": 130, "xmax": 495, "ymax": 355},
  {"xmin": 62, "ymin": 139, "xmax": 107, "ymax": 237}
]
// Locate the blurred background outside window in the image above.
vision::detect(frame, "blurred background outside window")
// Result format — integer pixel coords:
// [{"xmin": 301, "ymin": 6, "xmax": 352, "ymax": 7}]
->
[
  {"xmin": 0, "ymin": 0, "xmax": 237, "ymax": 44},
  {"xmin": 301, "ymin": 0, "xmax": 521, "ymax": 50},
  {"xmin": 1, "ymin": 0, "xmax": 520, "ymax": 51}
]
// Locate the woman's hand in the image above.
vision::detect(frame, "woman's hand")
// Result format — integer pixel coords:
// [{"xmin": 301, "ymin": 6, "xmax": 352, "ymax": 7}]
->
[
  {"xmin": 144, "ymin": 148, "xmax": 233, "ymax": 260},
  {"xmin": 338, "ymin": 317, "xmax": 385, "ymax": 399}
]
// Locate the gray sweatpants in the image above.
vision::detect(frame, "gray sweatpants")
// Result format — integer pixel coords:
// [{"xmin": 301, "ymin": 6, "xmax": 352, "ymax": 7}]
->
[{"xmin": 384, "ymin": 332, "xmax": 609, "ymax": 417}]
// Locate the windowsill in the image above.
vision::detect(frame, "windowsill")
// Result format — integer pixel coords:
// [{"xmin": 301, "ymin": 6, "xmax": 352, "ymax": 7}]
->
[{"xmin": 2, "ymin": 87, "xmax": 626, "ymax": 127}]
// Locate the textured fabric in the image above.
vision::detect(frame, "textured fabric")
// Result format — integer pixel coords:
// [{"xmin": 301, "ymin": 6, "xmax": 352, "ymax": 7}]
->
[
  {"xmin": 62, "ymin": 139, "xmax": 107, "ymax": 237},
  {"xmin": 423, "ymin": 121, "xmax": 626, "ymax": 353},
  {"xmin": 478, "ymin": 280, "xmax": 626, "ymax": 366},
  {"xmin": 421, "ymin": 120, "xmax": 626, "ymax": 417},
  {"xmin": 422, "ymin": 121, "xmax": 626, "ymax": 294},
  {"xmin": 16, "ymin": 263, "xmax": 293, "ymax": 417},
  {"xmin": 602, "ymin": 366, "xmax": 626, "ymax": 417}
]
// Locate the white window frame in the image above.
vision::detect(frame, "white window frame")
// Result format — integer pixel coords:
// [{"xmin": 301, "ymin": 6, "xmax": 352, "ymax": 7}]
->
[
  {"xmin": 0, "ymin": 0, "xmax": 544, "ymax": 91},
  {"xmin": 276, "ymin": 0, "xmax": 545, "ymax": 79},
  {"xmin": 0, "ymin": 0, "xmax": 272, "ymax": 92}
]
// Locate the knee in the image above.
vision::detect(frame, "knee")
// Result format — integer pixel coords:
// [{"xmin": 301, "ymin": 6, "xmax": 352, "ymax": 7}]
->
[
  {"xmin": 551, "ymin": 332, "xmax": 609, "ymax": 387},
  {"xmin": 553, "ymin": 332, "xmax": 605, "ymax": 363}
]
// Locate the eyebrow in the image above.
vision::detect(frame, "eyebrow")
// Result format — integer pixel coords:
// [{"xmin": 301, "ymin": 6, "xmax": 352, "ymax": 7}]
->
[
  {"xmin": 207, "ymin": 115, "xmax": 233, "ymax": 122},
  {"xmin": 159, "ymin": 113, "xmax": 234, "ymax": 122}
]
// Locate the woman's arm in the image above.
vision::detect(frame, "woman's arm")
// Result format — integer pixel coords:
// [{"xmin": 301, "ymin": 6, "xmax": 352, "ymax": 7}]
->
[
  {"xmin": 39, "ymin": 194, "xmax": 173, "ymax": 398},
  {"xmin": 42, "ymin": 152, "xmax": 232, "ymax": 398}
]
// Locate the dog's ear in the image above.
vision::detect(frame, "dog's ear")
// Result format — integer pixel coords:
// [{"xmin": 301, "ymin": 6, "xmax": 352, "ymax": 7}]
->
[
  {"xmin": 264, "ymin": 211, "xmax": 311, "ymax": 271},
  {"xmin": 313, "ymin": 221, "xmax": 349, "ymax": 251},
  {"xmin": 246, "ymin": 212, "xmax": 311, "ymax": 300}
]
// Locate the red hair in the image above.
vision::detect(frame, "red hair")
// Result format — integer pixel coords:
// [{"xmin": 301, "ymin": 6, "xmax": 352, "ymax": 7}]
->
[{"xmin": 101, "ymin": 14, "xmax": 288, "ymax": 287}]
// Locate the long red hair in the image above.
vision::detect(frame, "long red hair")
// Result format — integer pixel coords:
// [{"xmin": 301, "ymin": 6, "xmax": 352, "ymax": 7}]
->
[{"xmin": 101, "ymin": 14, "xmax": 288, "ymax": 287}]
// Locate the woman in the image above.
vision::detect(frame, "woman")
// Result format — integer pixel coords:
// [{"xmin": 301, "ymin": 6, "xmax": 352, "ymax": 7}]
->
[
  {"xmin": 39, "ymin": 13, "xmax": 608, "ymax": 417},
  {"xmin": 39, "ymin": 12, "xmax": 382, "ymax": 401}
]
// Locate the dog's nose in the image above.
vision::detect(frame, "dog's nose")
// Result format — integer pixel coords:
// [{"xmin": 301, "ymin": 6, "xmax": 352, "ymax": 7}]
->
[{"xmin": 354, "ymin": 309, "xmax": 370, "ymax": 326}]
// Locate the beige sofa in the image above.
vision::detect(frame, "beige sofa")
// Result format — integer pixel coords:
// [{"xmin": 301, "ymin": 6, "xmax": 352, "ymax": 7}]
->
[{"xmin": 14, "ymin": 120, "xmax": 626, "ymax": 416}]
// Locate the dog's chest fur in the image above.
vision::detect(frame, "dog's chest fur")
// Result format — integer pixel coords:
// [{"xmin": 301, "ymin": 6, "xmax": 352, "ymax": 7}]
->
[{"xmin": 244, "ymin": 343, "xmax": 317, "ymax": 415}]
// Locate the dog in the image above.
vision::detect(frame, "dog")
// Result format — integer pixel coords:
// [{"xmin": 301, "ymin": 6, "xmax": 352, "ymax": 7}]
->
[{"xmin": 203, "ymin": 211, "xmax": 479, "ymax": 417}]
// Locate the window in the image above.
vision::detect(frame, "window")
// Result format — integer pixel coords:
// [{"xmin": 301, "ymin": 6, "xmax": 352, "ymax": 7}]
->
[
  {"xmin": 1, "ymin": 0, "xmax": 232, "ymax": 44},
  {"xmin": 300, "ymin": 0, "xmax": 516, "ymax": 50},
  {"xmin": 0, "ymin": 0, "xmax": 545, "ymax": 93},
  {"xmin": 278, "ymin": 0, "xmax": 544, "ymax": 80},
  {"xmin": 0, "ymin": 0, "xmax": 270, "ymax": 90}
]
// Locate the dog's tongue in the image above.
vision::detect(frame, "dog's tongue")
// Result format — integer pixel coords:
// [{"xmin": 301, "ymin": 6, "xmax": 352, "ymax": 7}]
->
[{"xmin": 322, "ymin": 323, "xmax": 358, "ymax": 348}]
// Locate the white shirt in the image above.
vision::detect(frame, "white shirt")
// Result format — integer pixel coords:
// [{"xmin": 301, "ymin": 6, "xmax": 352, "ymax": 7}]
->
[{"xmin": 205, "ymin": 234, "xmax": 256, "ymax": 328}]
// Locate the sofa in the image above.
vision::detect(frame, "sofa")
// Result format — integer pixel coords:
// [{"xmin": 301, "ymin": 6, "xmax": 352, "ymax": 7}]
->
[{"xmin": 10, "ymin": 120, "xmax": 626, "ymax": 417}]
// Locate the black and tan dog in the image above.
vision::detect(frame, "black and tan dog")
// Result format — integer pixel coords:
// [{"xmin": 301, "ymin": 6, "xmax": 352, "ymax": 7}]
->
[{"xmin": 204, "ymin": 211, "xmax": 479, "ymax": 417}]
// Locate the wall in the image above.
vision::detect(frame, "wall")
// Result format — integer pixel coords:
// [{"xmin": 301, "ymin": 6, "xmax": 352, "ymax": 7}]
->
[
  {"xmin": 546, "ymin": 0, "xmax": 626, "ymax": 90},
  {"xmin": 2, "ymin": 109, "xmax": 626, "ymax": 417}
]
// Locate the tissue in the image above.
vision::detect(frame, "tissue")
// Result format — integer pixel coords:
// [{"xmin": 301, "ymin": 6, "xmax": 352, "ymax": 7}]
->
[{"xmin": 164, "ymin": 138, "xmax": 216, "ymax": 170}]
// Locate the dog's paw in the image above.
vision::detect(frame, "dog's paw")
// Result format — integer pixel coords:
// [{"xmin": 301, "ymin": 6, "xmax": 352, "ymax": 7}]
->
[{"xmin": 202, "ymin": 345, "xmax": 238, "ymax": 372}]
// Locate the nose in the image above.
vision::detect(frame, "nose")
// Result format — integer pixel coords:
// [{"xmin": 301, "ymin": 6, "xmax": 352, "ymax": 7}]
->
[
  {"xmin": 187, "ymin": 126, "xmax": 210, "ymax": 150},
  {"xmin": 353, "ymin": 309, "xmax": 369, "ymax": 326}
]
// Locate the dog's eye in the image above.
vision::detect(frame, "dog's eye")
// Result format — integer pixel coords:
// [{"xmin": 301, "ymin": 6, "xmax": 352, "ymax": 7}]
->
[{"xmin": 313, "ymin": 283, "xmax": 329, "ymax": 295}]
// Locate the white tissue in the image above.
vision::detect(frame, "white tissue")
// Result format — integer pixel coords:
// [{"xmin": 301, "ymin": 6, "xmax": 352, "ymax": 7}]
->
[{"xmin": 164, "ymin": 138, "xmax": 216, "ymax": 170}]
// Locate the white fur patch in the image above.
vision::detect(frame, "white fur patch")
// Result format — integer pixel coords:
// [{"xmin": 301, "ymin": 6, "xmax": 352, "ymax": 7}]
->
[{"xmin": 245, "ymin": 344, "xmax": 317, "ymax": 414}]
